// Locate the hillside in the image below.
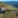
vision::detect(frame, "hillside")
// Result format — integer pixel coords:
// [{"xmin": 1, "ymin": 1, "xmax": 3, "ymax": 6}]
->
[{"xmin": 0, "ymin": 2, "xmax": 16, "ymax": 18}]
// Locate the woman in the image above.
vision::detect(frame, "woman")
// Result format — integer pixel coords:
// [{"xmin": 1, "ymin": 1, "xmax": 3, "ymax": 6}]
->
[{"xmin": 1, "ymin": 6, "xmax": 7, "ymax": 14}]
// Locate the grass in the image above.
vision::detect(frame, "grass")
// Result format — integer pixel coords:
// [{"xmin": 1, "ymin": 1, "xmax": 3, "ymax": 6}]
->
[{"xmin": 0, "ymin": 2, "xmax": 16, "ymax": 18}]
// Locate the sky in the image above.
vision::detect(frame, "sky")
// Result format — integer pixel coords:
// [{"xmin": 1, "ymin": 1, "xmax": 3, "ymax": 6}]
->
[
  {"xmin": 0, "ymin": 0, "xmax": 18, "ymax": 2},
  {"xmin": 0, "ymin": 0, "xmax": 18, "ymax": 1}
]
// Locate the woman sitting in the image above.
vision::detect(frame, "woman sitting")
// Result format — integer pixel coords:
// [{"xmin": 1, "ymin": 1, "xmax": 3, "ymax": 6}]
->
[{"xmin": 1, "ymin": 6, "xmax": 7, "ymax": 14}]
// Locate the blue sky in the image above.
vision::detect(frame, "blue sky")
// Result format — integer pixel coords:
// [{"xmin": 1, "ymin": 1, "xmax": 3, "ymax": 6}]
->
[{"xmin": 0, "ymin": 0, "xmax": 18, "ymax": 1}]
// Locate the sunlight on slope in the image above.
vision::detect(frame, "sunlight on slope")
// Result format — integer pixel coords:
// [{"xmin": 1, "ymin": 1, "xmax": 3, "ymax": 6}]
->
[{"xmin": 4, "ymin": 3, "xmax": 16, "ymax": 10}]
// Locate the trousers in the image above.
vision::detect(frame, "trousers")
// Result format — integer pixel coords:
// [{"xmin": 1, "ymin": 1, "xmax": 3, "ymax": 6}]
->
[{"xmin": 0, "ymin": 10, "xmax": 6, "ymax": 14}]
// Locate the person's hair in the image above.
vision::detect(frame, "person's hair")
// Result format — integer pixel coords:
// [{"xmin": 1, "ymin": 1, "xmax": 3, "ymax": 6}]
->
[
  {"xmin": 0, "ymin": 5, "xmax": 1, "ymax": 6},
  {"xmin": 2, "ymin": 6, "xmax": 4, "ymax": 7}
]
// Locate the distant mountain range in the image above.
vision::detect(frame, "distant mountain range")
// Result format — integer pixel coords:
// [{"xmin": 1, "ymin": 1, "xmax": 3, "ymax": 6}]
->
[
  {"xmin": 3, "ymin": 1, "xmax": 18, "ymax": 8},
  {"xmin": 0, "ymin": 1, "xmax": 18, "ymax": 7}
]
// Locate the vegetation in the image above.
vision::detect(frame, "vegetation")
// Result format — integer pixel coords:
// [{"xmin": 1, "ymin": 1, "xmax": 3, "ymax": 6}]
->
[{"xmin": 0, "ymin": 2, "xmax": 16, "ymax": 18}]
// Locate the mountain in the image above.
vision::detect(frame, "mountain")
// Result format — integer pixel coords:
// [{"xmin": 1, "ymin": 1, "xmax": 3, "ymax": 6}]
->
[{"xmin": 4, "ymin": 1, "xmax": 18, "ymax": 7}]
